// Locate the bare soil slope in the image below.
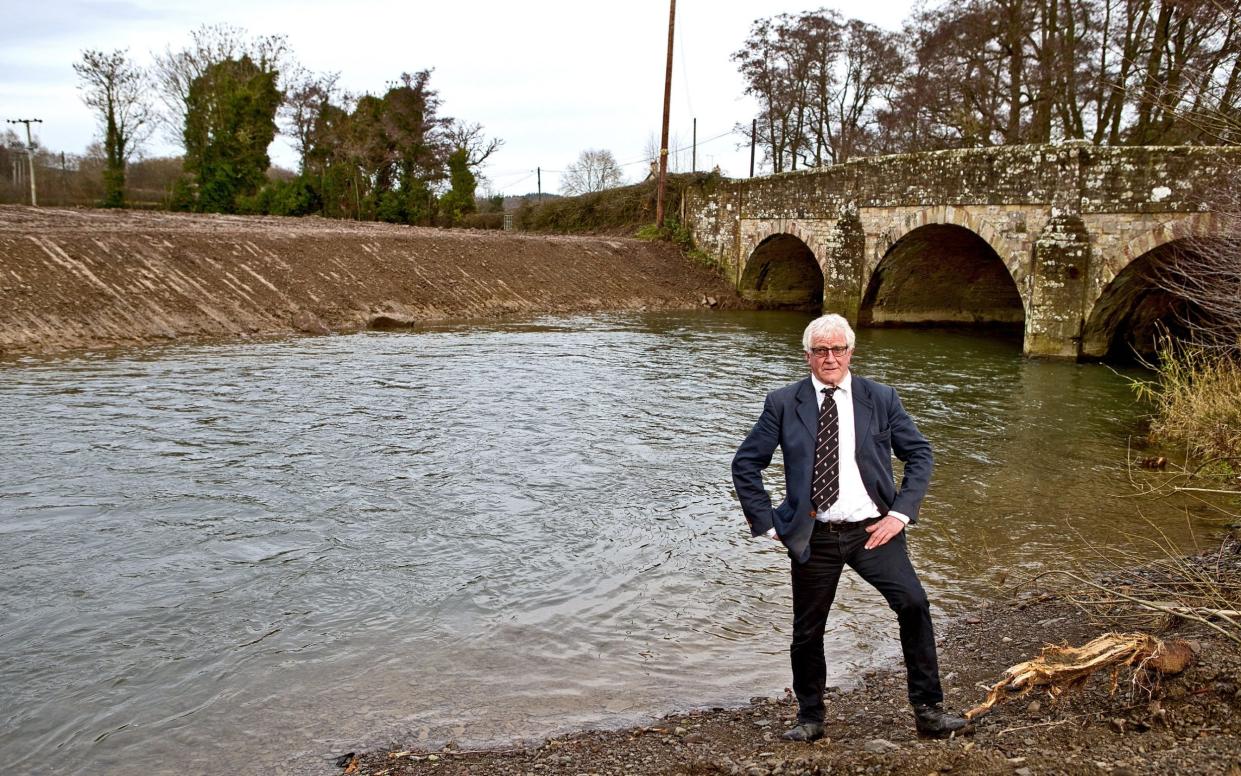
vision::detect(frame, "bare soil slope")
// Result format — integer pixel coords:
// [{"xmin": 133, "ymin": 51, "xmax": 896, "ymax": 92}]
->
[{"xmin": 0, "ymin": 206, "xmax": 738, "ymax": 355}]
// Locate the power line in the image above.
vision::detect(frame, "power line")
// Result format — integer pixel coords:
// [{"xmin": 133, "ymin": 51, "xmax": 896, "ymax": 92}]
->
[
  {"xmin": 497, "ymin": 172, "xmax": 535, "ymax": 191},
  {"xmin": 617, "ymin": 127, "xmax": 739, "ymax": 168},
  {"xmin": 492, "ymin": 126, "xmax": 740, "ymax": 195},
  {"xmin": 493, "ymin": 169, "xmax": 567, "ymax": 195},
  {"xmin": 493, "ymin": 169, "xmax": 536, "ymax": 186}
]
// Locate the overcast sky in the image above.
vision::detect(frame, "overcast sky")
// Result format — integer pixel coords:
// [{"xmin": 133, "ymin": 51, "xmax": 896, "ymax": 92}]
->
[{"xmin": 1, "ymin": 1, "xmax": 915, "ymax": 196}]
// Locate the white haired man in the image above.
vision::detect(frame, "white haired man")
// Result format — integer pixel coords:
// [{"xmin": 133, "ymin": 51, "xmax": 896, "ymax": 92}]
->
[{"xmin": 732, "ymin": 313, "xmax": 971, "ymax": 741}]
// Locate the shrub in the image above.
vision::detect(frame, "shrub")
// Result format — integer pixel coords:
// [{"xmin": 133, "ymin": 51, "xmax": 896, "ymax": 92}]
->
[
  {"xmin": 237, "ymin": 177, "xmax": 319, "ymax": 216},
  {"xmin": 457, "ymin": 212, "xmax": 504, "ymax": 230},
  {"xmin": 516, "ymin": 171, "xmax": 722, "ymax": 235}
]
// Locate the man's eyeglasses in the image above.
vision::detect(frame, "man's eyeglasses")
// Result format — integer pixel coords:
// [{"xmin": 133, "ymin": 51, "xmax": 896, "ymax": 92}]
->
[{"xmin": 808, "ymin": 345, "xmax": 850, "ymax": 358}]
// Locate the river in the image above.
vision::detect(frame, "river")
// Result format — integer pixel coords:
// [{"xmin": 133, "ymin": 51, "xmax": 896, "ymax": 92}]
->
[{"xmin": 0, "ymin": 311, "xmax": 1225, "ymax": 775}]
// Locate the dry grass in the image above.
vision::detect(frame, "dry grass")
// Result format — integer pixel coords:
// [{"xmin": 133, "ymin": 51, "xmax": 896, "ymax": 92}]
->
[
  {"xmin": 1051, "ymin": 513, "xmax": 1241, "ymax": 643},
  {"xmin": 1134, "ymin": 340, "xmax": 1241, "ymax": 461}
]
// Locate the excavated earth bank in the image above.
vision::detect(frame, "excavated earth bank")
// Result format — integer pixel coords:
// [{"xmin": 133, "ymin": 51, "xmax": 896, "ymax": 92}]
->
[{"xmin": 0, "ymin": 206, "xmax": 740, "ymax": 356}]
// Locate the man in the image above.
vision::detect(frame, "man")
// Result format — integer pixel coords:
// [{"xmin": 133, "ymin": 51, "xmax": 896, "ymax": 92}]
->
[{"xmin": 732, "ymin": 313, "xmax": 970, "ymax": 742}]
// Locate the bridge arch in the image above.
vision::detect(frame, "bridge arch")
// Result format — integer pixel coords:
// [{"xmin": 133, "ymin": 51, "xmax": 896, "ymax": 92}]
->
[
  {"xmin": 859, "ymin": 217, "xmax": 1025, "ymax": 331},
  {"xmin": 1092, "ymin": 213, "xmax": 1218, "ymax": 301},
  {"xmin": 867, "ymin": 206, "xmax": 1019, "ymax": 278},
  {"xmin": 739, "ymin": 229, "xmax": 825, "ymax": 310},
  {"xmin": 1081, "ymin": 215, "xmax": 1221, "ymax": 361}
]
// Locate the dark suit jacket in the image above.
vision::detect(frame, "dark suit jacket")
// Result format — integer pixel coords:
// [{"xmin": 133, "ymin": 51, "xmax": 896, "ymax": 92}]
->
[{"xmin": 731, "ymin": 373, "xmax": 933, "ymax": 564}]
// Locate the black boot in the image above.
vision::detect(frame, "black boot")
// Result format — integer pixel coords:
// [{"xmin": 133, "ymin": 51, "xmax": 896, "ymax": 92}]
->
[
  {"xmin": 782, "ymin": 721, "xmax": 825, "ymax": 742},
  {"xmin": 913, "ymin": 703, "xmax": 973, "ymax": 738}
]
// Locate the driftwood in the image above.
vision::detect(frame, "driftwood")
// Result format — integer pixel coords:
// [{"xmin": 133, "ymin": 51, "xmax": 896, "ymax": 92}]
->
[{"xmin": 965, "ymin": 632, "xmax": 1196, "ymax": 719}]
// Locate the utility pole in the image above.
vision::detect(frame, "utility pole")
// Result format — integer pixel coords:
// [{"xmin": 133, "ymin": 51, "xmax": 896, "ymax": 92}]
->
[
  {"xmin": 655, "ymin": 0, "xmax": 676, "ymax": 228},
  {"xmin": 537, "ymin": 167, "xmax": 542, "ymax": 203},
  {"xmin": 749, "ymin": 119, "xmax": 757, "ymax": 178},
  {"xmin": 692, "ymin": 118, "xmax": 697, "ymax": 173},
  {"xmin": 7, "ymin": 118, "xmax": 42, "ymax": 206}
]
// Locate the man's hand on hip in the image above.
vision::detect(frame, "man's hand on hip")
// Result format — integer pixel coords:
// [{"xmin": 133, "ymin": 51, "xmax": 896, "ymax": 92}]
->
[{"xmin": 863, "ymin": 515, "xmax": 905, "ymax": 550}]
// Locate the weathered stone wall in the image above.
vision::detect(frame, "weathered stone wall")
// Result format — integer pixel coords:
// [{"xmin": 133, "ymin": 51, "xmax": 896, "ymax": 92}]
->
[
  {"xmin": 0, "ymin": 207, "xmax": 738, "ymax": 356},
  {"xmin": 686, "ymin": 144, "xmax": 1241, "ymax": 358}
]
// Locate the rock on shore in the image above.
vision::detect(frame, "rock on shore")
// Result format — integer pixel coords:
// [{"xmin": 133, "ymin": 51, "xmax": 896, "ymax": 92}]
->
[{"xmin": 0, "ymin": 206, "xmax": 740, "ymax": 356}]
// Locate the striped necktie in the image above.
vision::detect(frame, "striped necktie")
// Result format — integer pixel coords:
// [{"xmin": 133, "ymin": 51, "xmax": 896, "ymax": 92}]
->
[{"xmin": 812, "ymin": 386, "xmax": 840, "ymax": 511}]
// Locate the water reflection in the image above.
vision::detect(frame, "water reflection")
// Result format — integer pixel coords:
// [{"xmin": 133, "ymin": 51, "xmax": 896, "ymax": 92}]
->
[{"xmin": 0, "ymin": 312, "xmax": 1229, "ymax": 775}]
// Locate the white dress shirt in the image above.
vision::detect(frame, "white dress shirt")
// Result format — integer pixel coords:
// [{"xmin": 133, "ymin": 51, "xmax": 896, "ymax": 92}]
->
[{"xmin": 810, "ymin": 371, "xmax": 910, "ymax": 526}]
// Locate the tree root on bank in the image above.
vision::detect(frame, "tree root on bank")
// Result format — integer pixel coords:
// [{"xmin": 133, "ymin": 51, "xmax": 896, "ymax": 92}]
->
[{"xmin": 965, "ymin": 632, "xmax": 1197, "ymax": 719}]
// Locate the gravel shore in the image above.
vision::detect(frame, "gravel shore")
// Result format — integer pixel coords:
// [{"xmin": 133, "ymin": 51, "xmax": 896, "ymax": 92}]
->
[{"xmin": 346, "ymin": 531, "xmax": 1241, "ymax": 775}]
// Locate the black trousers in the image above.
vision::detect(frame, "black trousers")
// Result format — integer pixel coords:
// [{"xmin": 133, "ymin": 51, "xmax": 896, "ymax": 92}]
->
[{"xmin": 790, "ymin": 518, "xmax": 943, "ymax": 723}]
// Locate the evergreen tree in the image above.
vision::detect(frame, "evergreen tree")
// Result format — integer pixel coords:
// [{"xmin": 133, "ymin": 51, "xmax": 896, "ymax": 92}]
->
[
  {"xmin": 440, "ymin": 147, "xmax": 477, "ymax": 224},
  {"xmin": 182, "ymin": 55, "xmax": 281, "ymax": 212}
]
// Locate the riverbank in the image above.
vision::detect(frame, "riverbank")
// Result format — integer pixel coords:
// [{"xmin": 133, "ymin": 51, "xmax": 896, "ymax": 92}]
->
[
  {"xmin": 347, "ymin": 531, "xmax": 1241, "ymax": 775},
  {"xmin": 0, "ymin": 206, "xmax": 741, "ymax": 356}
]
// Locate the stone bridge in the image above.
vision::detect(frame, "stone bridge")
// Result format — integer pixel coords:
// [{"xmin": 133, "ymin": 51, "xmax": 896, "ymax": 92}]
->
[{"xmin": 685, "ymin": 143, "xmax": 1239, "ymax": 359}]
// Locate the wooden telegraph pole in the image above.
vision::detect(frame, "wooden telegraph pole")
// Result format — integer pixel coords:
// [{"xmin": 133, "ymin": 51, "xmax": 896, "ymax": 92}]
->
[
  {"xmin": 692, "ymin": 117, "xmax": 697, "ymax": 173},
  {"xmin": 7, "ymin": 118, "xmax": 42, "ymax": 206},
  {"xmin": 750, "ymin": 119, "xmax": 757, "ymax": 178},
  {"xmin": 655, "ymin": 0, "xmax": 676, "ymax": 228}
]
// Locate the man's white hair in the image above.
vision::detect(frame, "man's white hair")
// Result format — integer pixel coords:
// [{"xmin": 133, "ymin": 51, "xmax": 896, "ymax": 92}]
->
[{"xmin": 802, "ymin": 314, "xmax": 856, "ymax": 352}]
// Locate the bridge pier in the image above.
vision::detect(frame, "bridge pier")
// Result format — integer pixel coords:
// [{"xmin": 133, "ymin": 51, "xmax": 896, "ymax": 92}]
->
[
  {"xmin": 1024, "ymin": 214, "xmax": 1091, "ymax": 358},
  {"xmin": 820, "ymin": 215, "xmax": 865, "ymax": 321}
]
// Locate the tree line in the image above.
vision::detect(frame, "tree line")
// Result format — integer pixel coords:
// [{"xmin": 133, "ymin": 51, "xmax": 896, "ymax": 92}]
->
[
  {"xmin": 63, "ymin": 24, "xmax": 500, "ymax": 223},
  {"xmin": 9, "ymin": 3, "xmax": 1239, "ymax": 214},
  {"xmin": 737, "ymin": 0, "xmax": 1240, "ymax": 173}
]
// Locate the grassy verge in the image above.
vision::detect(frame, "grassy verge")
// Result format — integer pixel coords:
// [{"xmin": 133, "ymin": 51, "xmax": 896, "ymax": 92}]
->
[
  {"xmin": 634, "ymin": 218, "xmax": 725, "ymax": 274},
  {"xmin": 514, "ymin": 172, "xmax": 722, "ymax": 236}
]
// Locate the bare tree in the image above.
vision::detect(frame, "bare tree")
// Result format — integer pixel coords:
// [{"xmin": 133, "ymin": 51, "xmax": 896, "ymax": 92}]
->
[
  {"xmin": 1149, "ymin": 168, "xmax": 1241, "ymax": 353},
  {"xmin": 643, "ymin": 130, "xmax": 687, "ymax": 176},
  {"xmin": 735, "ymin": 0, "xmax": 1239, "ymax": 159},
  {"xmin": 445, "ymin": 120, "xmax": 503, "ymax": 171},
  {"xmin": 73, "ymin": 48, "xmax": 153, "ymax": 207},
  {"xmin": 799, "ymin": 10, "xmax": 845, "ymax": 166},
  {"xmin": 1122, "ymin": 0, "xmax": 1241, "ymax": 145},
  {"xmin": 733, "ymin": 14, "xmax": 807, "ymax": 173},
  {"xmin": 883, "ymin": 0, "xmax": 1239, "ymax": 152},
  {"xmin": 736, "ymin": 10, "xmax": 903, "ymax": 170},
  {"xmin": 891, "ymin": 3, "xmax": 1017, "ymax": 148},
  {"xmin": 151, "ymin": 23, "xmax": 288, "ymax": 147},
  {"xmin": 822, "ymin": 19, "xmax": 903, "ymax": 163},
  {"xmin": 560, "ymin": 149, "xmax": 624, "ymax": 195},
  {"xmin": 281, "ymin": 67, "xmax": 343, "ymax": 172}
]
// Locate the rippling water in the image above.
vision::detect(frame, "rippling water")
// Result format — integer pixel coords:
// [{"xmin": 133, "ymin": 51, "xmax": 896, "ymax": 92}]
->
[{"xmin": 0, "ymin": 312, "xmax": 1228, "ymax": 775}]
